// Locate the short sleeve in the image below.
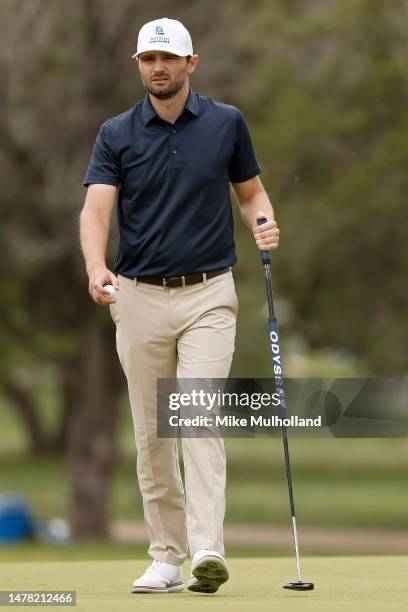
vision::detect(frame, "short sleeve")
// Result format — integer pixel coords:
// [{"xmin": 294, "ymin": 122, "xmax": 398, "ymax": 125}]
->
[
  {"xmin": 228, "ymin": 110, "xmax": 261, "ymax": 183},
  {"xmin": 83, "ymin": 121, "xmax": 120, "ymax": 187}
]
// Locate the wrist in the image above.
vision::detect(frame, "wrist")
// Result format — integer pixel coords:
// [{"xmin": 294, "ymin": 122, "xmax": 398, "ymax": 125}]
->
[{"xmin": 86, "ymin": 263, "xmax": 107, "ymax": 278}]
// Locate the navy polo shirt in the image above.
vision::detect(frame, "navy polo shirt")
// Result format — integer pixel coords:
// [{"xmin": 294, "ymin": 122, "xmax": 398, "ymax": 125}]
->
[{"xmin": 83, "ymin": 88, "xmax": 261, "ymax": 277}]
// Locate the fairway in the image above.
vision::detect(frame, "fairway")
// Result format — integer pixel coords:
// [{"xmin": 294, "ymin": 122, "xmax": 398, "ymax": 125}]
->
[{"xmin": 1, "ymin": 556, "xmax": 407, "ymax": 611}]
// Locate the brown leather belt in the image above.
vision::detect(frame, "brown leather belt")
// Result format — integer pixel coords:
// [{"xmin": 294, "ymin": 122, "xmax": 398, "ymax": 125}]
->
[{"xmin": 135, "ymin": 267, "xmax": 231, "ymax": 288}]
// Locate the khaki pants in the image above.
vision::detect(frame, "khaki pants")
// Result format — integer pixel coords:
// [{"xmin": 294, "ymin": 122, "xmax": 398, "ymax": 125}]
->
[{"xmin": 109, "ymin": 269, "xmax": 238, "ymax": 565}]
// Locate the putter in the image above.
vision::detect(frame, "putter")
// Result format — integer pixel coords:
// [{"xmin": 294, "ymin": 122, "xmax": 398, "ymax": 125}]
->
[{"xmin": 257, "ymin": 217, "xmax": 314, "ymax": 591}]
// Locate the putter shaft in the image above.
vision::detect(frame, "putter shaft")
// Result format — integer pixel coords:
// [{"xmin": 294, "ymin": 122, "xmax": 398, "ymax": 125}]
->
[{"xmin": 257, "ymin": 217, "xmax": 313, "ymax": 590}]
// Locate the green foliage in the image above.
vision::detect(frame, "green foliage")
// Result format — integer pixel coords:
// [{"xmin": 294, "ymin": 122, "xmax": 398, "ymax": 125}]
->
[{"xmin": 234, "ymin": 0, "xmax": 408, "ymax": 375}]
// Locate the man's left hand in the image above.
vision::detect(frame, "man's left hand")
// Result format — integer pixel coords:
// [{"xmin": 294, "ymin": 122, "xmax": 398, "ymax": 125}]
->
[{"xmin": 253, "ymin": 212, "xmax": 280, "ymax": 251}]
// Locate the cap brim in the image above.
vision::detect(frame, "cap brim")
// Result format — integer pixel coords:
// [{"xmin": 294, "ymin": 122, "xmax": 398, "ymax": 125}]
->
[{"xmin": 131, "ymin": 46, "xmax": 189, "ymax": 60}]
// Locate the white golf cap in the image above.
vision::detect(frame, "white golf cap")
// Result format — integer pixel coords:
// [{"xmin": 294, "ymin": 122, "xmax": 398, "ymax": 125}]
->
[{"xmin": 132, "ymin": 18, "xmax": 193, "ymax": 59}]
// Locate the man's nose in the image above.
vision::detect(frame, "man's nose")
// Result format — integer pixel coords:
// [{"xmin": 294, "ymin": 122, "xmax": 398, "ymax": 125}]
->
[{"xmin": 151, "ymin": 59, "xmax": 166, "ymax": 71}]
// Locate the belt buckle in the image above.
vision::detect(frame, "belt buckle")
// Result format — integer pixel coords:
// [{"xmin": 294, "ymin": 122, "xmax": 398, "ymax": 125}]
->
[
  {"xmin": 163, "ymin": 276, "xmax": 185, "ymax": 288},
  {"xmin": 162, "ymin": 275, "xmax": 187, "ymax": 288}
]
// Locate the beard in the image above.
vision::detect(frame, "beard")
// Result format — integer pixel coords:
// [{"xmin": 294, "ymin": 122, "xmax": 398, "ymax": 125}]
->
[{"xmin": 145, "ymin": 75, "xmax": 186, "ymax": 100}]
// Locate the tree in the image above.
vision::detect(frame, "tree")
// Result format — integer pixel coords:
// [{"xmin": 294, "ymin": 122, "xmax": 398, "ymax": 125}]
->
[{"xmin": 237, "ymin": 0, "xmax": 408, "ymax": 375}]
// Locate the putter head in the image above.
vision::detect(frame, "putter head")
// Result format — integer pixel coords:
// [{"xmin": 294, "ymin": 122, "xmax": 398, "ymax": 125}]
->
[{"xmin": 283, "ymin": 581, "xmax": 314, "ymax": 591}]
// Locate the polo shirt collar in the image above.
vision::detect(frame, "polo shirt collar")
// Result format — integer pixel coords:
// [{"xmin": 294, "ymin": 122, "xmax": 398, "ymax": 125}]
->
[
  {"xmin": 185, "ymin": 89, "xmax": 200, "ymax": 117},
  {"xmin": 141, "ymin": 88, "xmax": 200, "ymax": 126}
]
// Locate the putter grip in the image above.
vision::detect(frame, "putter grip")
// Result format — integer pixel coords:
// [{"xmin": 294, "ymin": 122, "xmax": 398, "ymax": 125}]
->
[{"xmin": 256, "ymin": 217, "xmax": 270, "ymax": 264}]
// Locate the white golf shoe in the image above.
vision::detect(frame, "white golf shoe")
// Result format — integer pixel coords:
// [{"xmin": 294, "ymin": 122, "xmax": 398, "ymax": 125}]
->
[
  {"xmin": 130, "ymin": 559, "xmax": 184, "ymax": 593},
  {"xmin": 187, "ymin": 549, "xmax": 229, "ymax": 593}
]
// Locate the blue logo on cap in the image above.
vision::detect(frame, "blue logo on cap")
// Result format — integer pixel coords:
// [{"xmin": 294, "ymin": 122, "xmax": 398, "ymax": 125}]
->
[{"xmin": 155, "ymin": 25, "xmax": 165, "ymax": 35}]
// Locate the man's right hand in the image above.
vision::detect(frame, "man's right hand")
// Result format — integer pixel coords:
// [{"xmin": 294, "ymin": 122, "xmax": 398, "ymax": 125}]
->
[{"xmin": 88, "ymin": 267, "xmax": 119, "ymax": 305}]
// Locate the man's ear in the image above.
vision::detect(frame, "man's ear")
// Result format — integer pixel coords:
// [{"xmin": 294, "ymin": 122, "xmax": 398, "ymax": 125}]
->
[{"xmin": 187, "ymin": 54, "xmax": 199, "ymax": 74}]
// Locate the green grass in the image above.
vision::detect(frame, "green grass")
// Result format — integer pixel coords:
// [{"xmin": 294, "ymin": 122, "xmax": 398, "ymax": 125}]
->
[
  {"xmin": 1, "ymin": 557, "xmax": 407, "ymax": 611},
  {"xmin": 226, "ymin": 479, "xmax": 408, "ymax": 529},
  {"xmin": 0, "ymin": 541, "xmax": 149, "ymax": 563},
  {"xmin": 1, "ymin": 437, "xmax": 407, "ymax": 530},
  {"xmin": 1, "ymin": 541, "xmax": 387, "ymax": 564},
  {"xmin": 3, "ymin": 542, "xmax": 293, "ymax": 564}
]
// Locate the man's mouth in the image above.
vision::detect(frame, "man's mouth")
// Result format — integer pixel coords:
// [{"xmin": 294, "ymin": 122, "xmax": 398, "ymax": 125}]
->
[{"xmin": 152, "ymin": 78, "xmax": 168, "ymax": 83}]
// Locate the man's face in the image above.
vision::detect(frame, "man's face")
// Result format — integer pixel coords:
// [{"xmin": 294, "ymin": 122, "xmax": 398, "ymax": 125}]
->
[{"xmin": 137, "ymin": 51, "xmax": 197, "ymax": 100}]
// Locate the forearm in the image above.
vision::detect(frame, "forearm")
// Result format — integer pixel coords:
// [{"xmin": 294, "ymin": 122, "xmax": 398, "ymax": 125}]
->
[
  {"xmin": 79, "ymin": 209, "xmax": 110, "ymax": 276},
  {"xmin": 239, "ymin": 190, "xmax": 275, "ymax": 230}
]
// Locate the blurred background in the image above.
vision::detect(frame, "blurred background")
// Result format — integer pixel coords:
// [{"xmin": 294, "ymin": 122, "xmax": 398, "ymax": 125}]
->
[{"xmin": 0, "ymin": 0, "xmax": 407, "ymax": 563}]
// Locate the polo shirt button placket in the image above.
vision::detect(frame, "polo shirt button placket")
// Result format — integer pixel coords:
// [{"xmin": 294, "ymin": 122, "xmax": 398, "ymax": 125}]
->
[{"xmin": 169, "ymin": 125, "xmax": 180, "ymax": 163}]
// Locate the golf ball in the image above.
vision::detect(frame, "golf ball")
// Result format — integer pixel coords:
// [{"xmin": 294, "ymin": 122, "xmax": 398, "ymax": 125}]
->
[{"xmin": 104, "ymin": 284, "xmax": 116, "ymax": 298}]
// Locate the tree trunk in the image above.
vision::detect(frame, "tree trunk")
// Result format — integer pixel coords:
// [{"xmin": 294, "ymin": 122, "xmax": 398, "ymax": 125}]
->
[
  {"xmin": 2, "ymin": 381, "xmax": 49, "ymax": 455},
  {"xmin": 66, "ymin": 316, "xmax": 123, "ymax": 538},
  {"xmin": 48, "ymin": 366, "xmax": 78, "ymax": 453}
]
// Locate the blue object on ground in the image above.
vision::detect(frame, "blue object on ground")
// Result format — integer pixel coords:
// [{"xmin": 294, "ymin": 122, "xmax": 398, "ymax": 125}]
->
[{"xmin": 0, "ymin": 492, "xmax": 35, "ymax": 544}]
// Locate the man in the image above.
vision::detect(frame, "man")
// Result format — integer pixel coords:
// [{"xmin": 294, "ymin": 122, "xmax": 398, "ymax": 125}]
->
[{"xmin": 80, "ymin": 17, "xmax": 279, "ymax": 595}]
